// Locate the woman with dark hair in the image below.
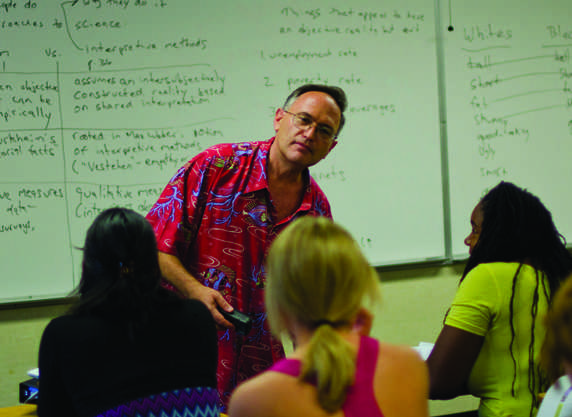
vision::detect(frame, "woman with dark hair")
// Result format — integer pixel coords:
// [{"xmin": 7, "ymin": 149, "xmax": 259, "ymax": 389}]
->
[
  {"xmin": 38, "ymin": 208, "xmax": 220, "ymax": 417},
  {"xmin": 427, "ymin": 181, "xmax": 572, "ymax": 417}
]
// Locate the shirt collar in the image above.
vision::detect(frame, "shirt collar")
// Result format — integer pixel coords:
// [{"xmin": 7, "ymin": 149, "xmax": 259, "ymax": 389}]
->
[
  {"xmin": 243, "ymin": 138, "xmax": 274, "ymax": 194},
  {"xmin": 244, "ymin": 137, "xmax": 313, "ymax": 200}
]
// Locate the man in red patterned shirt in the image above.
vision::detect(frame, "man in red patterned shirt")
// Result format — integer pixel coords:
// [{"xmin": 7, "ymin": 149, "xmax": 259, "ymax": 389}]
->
[{"xmin": 146, "ymin": 84, "xmax": 347, "ymax": 410}]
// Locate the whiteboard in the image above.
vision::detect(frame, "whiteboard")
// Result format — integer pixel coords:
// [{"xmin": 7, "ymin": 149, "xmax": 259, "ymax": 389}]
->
[
  {"xmin": 0, "ymin": 0, "xmax": 444, "ymax": 302},
  {"xmin": 442, "ymin": 0, "xmax": 572, "ymax": 258}
]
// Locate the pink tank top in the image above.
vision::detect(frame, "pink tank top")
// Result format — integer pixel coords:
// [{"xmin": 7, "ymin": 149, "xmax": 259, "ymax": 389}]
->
[{"xmin": 269, "ymin": 335, "xmax": 384, "ymax": 417}]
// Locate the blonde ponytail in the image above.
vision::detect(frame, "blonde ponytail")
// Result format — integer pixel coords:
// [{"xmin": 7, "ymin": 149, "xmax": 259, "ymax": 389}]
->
[
  {"xmin": 266, "ymin": 216, "xmax": 380, "ymax": 413},
  {"xmin": 302, "ymin": 325, "xmax": 356, "ymax": 412}
]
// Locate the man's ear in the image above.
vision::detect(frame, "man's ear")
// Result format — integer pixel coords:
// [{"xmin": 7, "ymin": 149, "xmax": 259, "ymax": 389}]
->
[
  {"xmin": 274, "ymin": 108, "xmax": 285, "ymax": 132},
  {"xmin": 327, "ymin": 140, "xmax": 338, "ymax": 153},
  {"xmin": 320, "ymin": 140, "xmax": 337, "ymax": 160}
]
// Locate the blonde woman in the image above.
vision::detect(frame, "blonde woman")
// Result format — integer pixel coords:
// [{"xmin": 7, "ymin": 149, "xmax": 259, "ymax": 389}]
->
[
  {"xmin": 228, "ymin": 216, "xmax": 429, "ymax": 417},
  {"xmin": 537, "ymin": 275, "xmax": 572, "ymax": 417}
]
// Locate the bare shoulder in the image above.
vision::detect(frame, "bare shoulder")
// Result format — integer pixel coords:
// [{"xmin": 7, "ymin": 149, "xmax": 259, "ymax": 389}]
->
[
  {"xmin": 377, "ymin": 342, "xmax": 428, "ymax": 381},
  {"xmin": 228, "ymin": 371, "xmax": 292, "ymax": 417},
  {"xmin": 375, "ymin": 342, "xmax": 430, "ymax": 417},
  {"xmin": 378, "ymin": 342, "xmax": 425, "ymax": 365},
  {"xmin": 229, "ymin": 369, "xmax": 333, "ymax": 417}
]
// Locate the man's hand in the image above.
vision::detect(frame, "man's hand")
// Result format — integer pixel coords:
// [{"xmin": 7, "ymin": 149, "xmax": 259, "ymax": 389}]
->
[
  {"xmin": 188, "ymin": 283, "xmax": 235, "ymax": 329},
  {"xmin": 158, "ymin": 252, "xmax": 235, "ymax": 328}
]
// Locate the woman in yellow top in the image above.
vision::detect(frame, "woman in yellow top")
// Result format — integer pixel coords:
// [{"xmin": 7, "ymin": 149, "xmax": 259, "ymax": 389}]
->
[{"xmin": 428, "ymin": 181, "xmax": 572, "ymax": 417}]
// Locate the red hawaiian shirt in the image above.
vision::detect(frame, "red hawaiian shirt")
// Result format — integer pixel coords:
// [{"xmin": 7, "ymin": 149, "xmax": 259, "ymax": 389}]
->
[{"xmin": 146, "ymin": 138, "xmax": 332, "ymax": 409}]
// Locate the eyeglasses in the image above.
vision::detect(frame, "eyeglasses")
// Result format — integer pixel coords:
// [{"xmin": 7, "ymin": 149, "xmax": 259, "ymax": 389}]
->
[{"xmin": 282, "ymin": 110, "xmax": 337, "ymax": 142}]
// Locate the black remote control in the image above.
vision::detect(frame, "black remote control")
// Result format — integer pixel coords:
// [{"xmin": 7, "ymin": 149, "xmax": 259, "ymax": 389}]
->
[{"xmin": 218, "ymin": 307, "xmax": 252, "ymax": 336}]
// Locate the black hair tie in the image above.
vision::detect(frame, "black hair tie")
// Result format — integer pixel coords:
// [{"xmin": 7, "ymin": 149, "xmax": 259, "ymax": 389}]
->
[{"xmin": 313, "ymin": 319, "xmax": 345, "ymax": 328}]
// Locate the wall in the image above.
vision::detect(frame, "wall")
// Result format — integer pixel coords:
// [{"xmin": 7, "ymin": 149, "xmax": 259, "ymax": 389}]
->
[
  {"xmin": 0, "ymin": 263, "xmax": 479, "ymax": 415},
  {"xmin": 0, "ymin": 0, "xmax": 447, "ymax": 303},
  {"xmin": 442, "ymin": 0, "xmax": 572, "ymax": 258},
  {"xmin": 0, "ymin": 302, "xmax": 69, "ymax": 408}
]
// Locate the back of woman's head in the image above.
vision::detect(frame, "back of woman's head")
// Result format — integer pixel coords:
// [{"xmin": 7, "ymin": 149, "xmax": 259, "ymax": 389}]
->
[
  {"xmin": 74, "ymin": 207, "xmax": 161, "ymax": 318},
  {"xmin": 266, "ymin": 216, "xmax": 380, "ymax": 412},
  {"xmin": 465, "ymin": 181, "xmax": 572, "ymax": 290},
  {"xmin": 541, "ymin": 274, "xmax": 572, "ymax": 383}
]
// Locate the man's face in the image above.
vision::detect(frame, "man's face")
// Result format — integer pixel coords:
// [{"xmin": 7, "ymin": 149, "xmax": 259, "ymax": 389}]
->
[{"xmin": 273, "ymin": 91, "xmax": 341, "ymax": 169}]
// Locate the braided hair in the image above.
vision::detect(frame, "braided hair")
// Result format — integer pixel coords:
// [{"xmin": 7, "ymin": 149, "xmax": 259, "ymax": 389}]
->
[{"xmin": 462, "ymin": 181, "xmax": 572, "ymax": 415}]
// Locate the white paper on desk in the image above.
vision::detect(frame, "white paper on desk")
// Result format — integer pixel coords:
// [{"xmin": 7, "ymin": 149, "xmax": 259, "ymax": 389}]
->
[{"xmin": 413, "ymin": 342, "xmax": 434, "ymax": 360}]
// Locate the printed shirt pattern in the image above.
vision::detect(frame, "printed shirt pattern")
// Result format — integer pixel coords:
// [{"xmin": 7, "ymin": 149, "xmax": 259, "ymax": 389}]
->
[
  {"xmin": 97, "ymin": 387, "xmax": 220, "ymax": 417},
  {"xmin": 146, "ymin": 138, "xmax": 332, "ymax": 409}
]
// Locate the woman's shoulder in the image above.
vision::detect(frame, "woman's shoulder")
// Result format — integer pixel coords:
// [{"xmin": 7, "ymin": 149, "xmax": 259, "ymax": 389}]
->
[
  {"xmin": 375, "ymin": 341, "xmax": 428, "ymax": 388},
  {"xmin": 469, "ymin": 261, "xmax": 519, "ymax": 273},
  {"xmin": 154, "ymin": 290, "xmax": 209, "ymax": 313},
  {"xmin": 462, "ymin": 262, "xmax": 526, "ymax": 288},
  {"xmin": 41, "ymin": 315, "xmax": 69, "ymax": 340},
  {"xmin": 470, "ymin": 261, "xmax": 534, "ymax": 274},
  {"xmin": 377, "ymin": 342, "xmax": 426, "ymax": 370},
  {"xmin": 41, "ymin": 314, "xmax": 107, "ymax": 346},
  {"xmin": 373, "ymin": 342, "xmax": 429, "ymax": 416},
  {"xmin": 149, "ymin": 294, "xmax": 216, "ymax": 329},
  {"xmin": 229, "ymin": 368, "xmax": 304, "ymax": 417},
  {"xmin": 45, "ymin": 313, "xmax": 102, "ymax": 330},
  {"xmin": 466, "ymin": 262, "xmax": 541, "ymax": 289}
]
